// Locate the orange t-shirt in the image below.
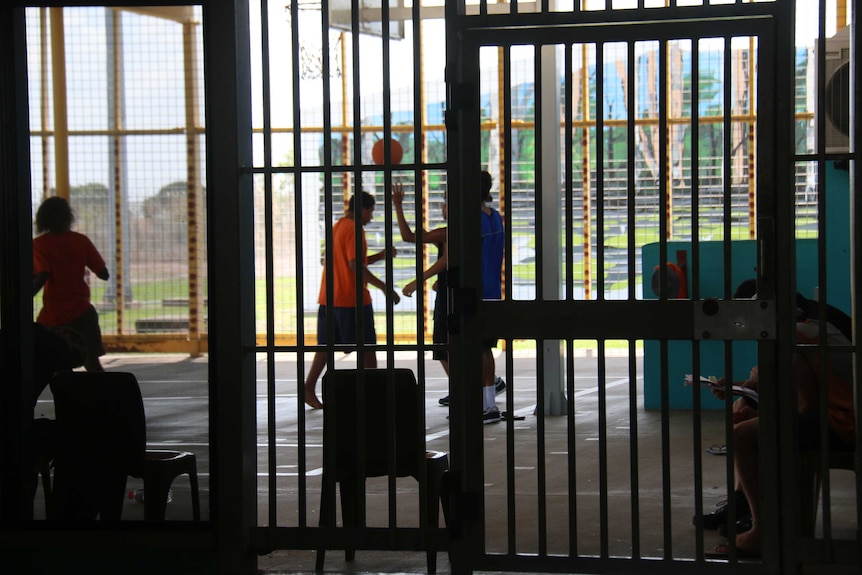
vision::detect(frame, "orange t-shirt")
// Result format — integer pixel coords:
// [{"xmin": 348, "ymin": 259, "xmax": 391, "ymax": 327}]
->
[
  {"xmin": 317, "ymin": 215, "xmax": 371, "ymax": 307},
  {"xmin": 33, "ymin": 230, "xmax": 107, "ymax": 326}
]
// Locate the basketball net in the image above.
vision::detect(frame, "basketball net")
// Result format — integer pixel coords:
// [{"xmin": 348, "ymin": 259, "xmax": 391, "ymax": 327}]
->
[{"xmin": 285, "ymin": 1, "xmax": 343, "ymax": 80}]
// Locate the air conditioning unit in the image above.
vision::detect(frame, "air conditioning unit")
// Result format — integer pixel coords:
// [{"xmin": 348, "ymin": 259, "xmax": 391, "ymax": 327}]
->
[{"xmin": 819, "ymin": 25, "xmax": 851, "ymax": 153}]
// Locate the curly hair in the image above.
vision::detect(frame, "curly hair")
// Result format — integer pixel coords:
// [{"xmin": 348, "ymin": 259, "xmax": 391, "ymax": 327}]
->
[{"xmin": 35, "ymin": 196, "xmax": 74, "ymax": 233}]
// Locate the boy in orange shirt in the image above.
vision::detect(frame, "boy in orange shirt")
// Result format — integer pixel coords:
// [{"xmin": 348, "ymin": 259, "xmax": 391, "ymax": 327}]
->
[{"xmin": 303, "ymin": 192, "xmax": 400, "ymax": 409}]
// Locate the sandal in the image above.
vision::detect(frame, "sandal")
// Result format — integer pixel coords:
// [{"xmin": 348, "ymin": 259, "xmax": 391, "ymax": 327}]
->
[
  {"xmin": 704, "ymin": 543, "xmax": 761, "ymax": 560},
  {"xmin": 706, "ymin": 444, "xmax": 727, "ymax": 456}
]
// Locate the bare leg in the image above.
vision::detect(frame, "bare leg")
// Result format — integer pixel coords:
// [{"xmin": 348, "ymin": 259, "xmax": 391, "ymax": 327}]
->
[
  {"xmin": 304, "ymin": 351, "xmax": 326, "ymax": 409},
  {"xmin": 733, "ymin": 417, "xmax": 761, "ymax": 552},
  {"xmin": 438, "ymin": 359, "xmax": 450, "ymax": 377},
  {"xmin": 363, "ymin": 350, "xmax": 377, "ymax": 369},
  {"xmin": 481, "ymin": 349, "xmax": 495, "ymax": 388},
  {"xmin": 84, "ymin": 357, "xmax": 105, "ymax": 372}
]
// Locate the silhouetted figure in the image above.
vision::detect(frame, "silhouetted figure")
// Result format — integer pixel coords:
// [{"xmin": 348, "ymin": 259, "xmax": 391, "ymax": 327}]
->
[{"xmin": 33, "ymin": 196, "xmax": 110, "ymax": 372}]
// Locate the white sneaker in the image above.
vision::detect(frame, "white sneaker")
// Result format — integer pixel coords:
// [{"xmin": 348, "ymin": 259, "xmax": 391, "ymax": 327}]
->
[
  {"xmin": 482, "ymin": 406, "xmax": 501, "ymax": 424},
  {"xmin": 494, "ymin": 376, "xmax": 506, "ymax": 396}
]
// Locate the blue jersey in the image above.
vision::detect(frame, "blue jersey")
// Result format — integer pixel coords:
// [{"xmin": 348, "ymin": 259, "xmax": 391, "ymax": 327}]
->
[{"xmin": 480, "ymin": 207, "xmax": 504, "ymax": 300}]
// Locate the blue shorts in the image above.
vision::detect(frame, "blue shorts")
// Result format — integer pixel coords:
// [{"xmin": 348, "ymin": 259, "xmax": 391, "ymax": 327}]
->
[{"xmin": 317, "ymin": 304, "xmax": 377, "ymax": 346}]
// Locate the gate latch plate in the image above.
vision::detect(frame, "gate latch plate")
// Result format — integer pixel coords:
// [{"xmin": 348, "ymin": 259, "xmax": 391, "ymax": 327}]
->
[{"xmin": 693, "ymin": 298, "xmax": 774, "ymax": 340}]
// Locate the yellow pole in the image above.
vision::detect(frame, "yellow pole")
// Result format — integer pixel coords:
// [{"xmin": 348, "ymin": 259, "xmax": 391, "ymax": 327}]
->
[
  {"xmin": 748, "ymin": 36, "xmax": 756, "ymax": 239},
  {"xmin": 837, "ymin": 0, "xmax": 847, "ymax": 29},
  {"xmin": 666, "ymin": 43, "xmax": 673, "ymax": 240},
  {"xmin": 40, "ymin": 8, "xmax": 50, "ymax": 201},
  {"xmin": 184, "ymin": 16, "xmax": 204, "ymax": 355},
  {"xmin": 49, "ymin": 7, "xmax": 70, "ymax": 200},
  {"xmin": 110, "ymin": 10, "xmax": 125, "ymax": 335},
  {"xmin": 497, "ymin": 46, "xmax": 507, "ymax": 300},
  {"xmin": 581, "ymin": 45, "xmax": 592, "ymax": 301}
]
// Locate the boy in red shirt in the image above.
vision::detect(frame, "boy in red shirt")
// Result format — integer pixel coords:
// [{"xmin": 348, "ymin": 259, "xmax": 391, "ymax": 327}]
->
[{"xmin": 33, "ymin": 196, "xmax": 110, "ymax": 372}]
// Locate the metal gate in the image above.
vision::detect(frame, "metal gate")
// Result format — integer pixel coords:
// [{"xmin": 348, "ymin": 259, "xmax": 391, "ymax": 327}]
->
[{"xmin": 442, "ymin": 0, "xmax": 854, "ymax": 572}]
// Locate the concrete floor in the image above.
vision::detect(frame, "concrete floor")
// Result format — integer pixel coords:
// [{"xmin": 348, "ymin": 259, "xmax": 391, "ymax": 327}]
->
[{"xmin": 31, "ymin": 349, "xmax": 858, "ymax": 574}]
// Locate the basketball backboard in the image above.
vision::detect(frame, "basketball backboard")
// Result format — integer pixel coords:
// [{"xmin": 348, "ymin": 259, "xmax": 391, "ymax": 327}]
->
[{"xmin": 329, "ymin": 0, "xmax": 405, "ymax": 40}]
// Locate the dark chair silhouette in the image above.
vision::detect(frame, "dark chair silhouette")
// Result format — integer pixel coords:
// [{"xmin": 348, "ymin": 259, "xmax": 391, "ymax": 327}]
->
[
  {"xmin": 799, "ymin": 449, "xmax": 856, "ymax": 536},
  {"xmin": 315, "ymin": 368, "xmax": 449, "ymax": 573},
  {"xmin": 49, "ymin": 371, "xmax": 200, "ymax": 521}
]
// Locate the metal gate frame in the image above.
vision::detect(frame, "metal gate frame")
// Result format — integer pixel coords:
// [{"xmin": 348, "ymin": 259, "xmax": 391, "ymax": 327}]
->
[{"xmin": 444, "ymin": 1, "xmax": 809, "ymax": 573}]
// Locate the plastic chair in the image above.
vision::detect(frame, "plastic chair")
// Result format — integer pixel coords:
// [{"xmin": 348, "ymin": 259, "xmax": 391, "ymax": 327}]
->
[
  {"xmin": 49, "ymin": 371, "xmax": 200, "ymax": 521},
  {"xmin": 315, "ymin": 368, "xmax": 449, "ymax": 573}
]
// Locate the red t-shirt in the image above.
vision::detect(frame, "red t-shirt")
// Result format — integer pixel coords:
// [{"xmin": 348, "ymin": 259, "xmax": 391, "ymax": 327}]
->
[
  {"xmin": 318, "ymin": 215, "xmax": 371, "ymax": 307},
  {"xmin": 33, "ymin": 230, "xmax": 107, "ymax": 325}
]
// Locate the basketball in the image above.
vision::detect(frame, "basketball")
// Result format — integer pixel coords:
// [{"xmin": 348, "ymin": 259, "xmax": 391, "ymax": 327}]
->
[{"xmin": 371, "ymin": 138, "xmax": 403, "ymax": 165}]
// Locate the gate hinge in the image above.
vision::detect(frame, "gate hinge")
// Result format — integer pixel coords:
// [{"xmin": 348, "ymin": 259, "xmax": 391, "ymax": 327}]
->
[{"xmin": 444, "ymin": 82, "xmax": 475, "ymax": 132}]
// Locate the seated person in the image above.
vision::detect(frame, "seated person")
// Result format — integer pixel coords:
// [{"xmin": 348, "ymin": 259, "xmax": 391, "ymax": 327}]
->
[
  {"xmin": 707, "ymin": 318, "xmax": 854, "ymax": 558},
  {"xmin": 1, "ymin": 323, "xmax": 86, "ymax": 518}
]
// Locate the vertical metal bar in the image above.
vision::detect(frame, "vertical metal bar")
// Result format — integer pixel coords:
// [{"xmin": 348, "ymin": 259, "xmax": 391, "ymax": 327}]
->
[
  {"xmin": 536, "ymin": 341, "xmax": 548, "ymax": 556},
  {"xmin": 535, "ymin": 46, "xmax": 544, "ymax": 301},
  {"xmin": 351, "ymin": 0, "xmax": 365, "ymax": 353},
  {"xmin": 626, "ymin": 338, "xmax": 640, "ymax": 557},
  {"xmin": 814, "ymin": 0, "xmax": 833, "ymax": 549},
  {"xmin": 597, "ymin": 339, "xmax": 609, "ymax": 557},
  {"xmin": 204, "ymin": 0, "xmax": 257, "ymax": 567},
  {"xmin": 348, "ymin": 0, "xmax": 369, "ymax": 538},
  {"xmin": 262, "ymin": 0, "xmax": 278, "ymax": 528},
  {"xmin": 719, "ymin": 36, "xmax": 741, "ymax": 559},
  {"xmin": 690, "ymin": 37, "xmax": 706, "ymax": 560},
  {"xmin": 295, "ymin": 0, "xmax": 312, "ymax": 529},
  {"xmin": 565, "ymin": 338, "xmax": 578, "ymax": 556},
  {"xmin": 761, "ymin": 2, "xmax": 796, "ymax": 566},
  {"xmin": 503, "ymin": 46, "xmax": 513, "ymax": 302},
  {"xmin": 532, "ymin": 45, "xmax": 557, "ymax": 557},
  {"xmin": 0, "ymin": 2, "xmax": 36, "ymax": 523},
  {"xmin": 627, "ymin": 41, "xmax": 636, "ymax": 302},
  {"xmin": 658, "ymin": 42, "xmax": 672, "ymax": 557},
  {"xmin": 380, "ymin": 0, "xmax": 399, "ymax": 529},
  {"xmin": 722, "ymin": 37, "xmax": 733, "ymax": 299},
  {"xmin": 691, "ymin": 40, "xmax": 700, "ymax": 300},
  {"xmin": 409, "ymin": 0, "xmax": 432, "ymax": 542},
  {"xmin": 505, "ymin": 335, "xmax": 517, "ymax": 555},
  {"xmin": 852, "ymin": 7, "xmax": 862, "ymax": 557},
  {"xmin": 596, "ymin": 42, "xmax": 605, "ymax": 299},
  {"xmin": 564, "ymin": 44, "xmax": 574, "ymax": 301},
  {"xmin": 659, "ymin": 338, "xmax": 672, "ymax": 558},
  {"xmin": 563, "ymin": 43, "xmax": 578, "ymax": 555},
  {"xmin": 501, "ymin": 43, "xmax": 518, "ymax": 555},
  {"xmin": 302, "ymin": 0, "xmax": 334, "ymax": 529}
]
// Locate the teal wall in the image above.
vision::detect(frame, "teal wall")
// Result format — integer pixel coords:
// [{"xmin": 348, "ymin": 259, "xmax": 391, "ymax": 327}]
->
[{"xmin": 641, "ymin": 163, "xmax": 851, "ymax": 410}]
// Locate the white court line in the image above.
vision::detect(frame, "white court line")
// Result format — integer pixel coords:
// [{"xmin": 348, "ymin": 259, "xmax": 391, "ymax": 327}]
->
[
  {"xmin": 572, "ymin": 377, "xmax": 639, "ymax": 398},
  {"xmin": 424, "ymin": 377, "xmax": 638, "ymax": 442}
]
